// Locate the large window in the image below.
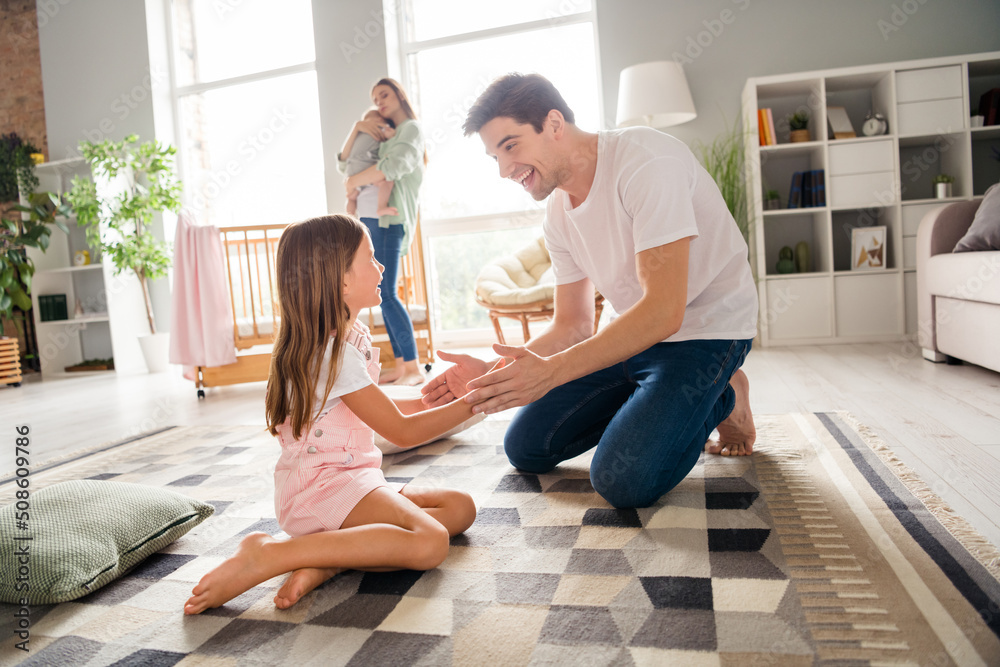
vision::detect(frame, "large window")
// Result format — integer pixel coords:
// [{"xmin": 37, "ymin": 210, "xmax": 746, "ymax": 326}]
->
[
  {"xmin": 169, "ymin": 0, "xmax": 325, "ymax": 227},
  {"xmin": 394, "ymin": 1, "xmax": 603, "ymax": 342}
]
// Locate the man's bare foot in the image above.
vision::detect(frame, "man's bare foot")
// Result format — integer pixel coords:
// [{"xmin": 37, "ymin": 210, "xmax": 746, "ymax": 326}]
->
[
  {"xmin": 706, "ymin": 369, "xmax": 755, "ymax": 456},
  {"xmin": 184, "ymin": 532, "xmax": 278, "ymax": 615},
  {"xmin": 376, "ymin": 206, "xmax": 398, "ymax": 216},
  {"xmin": 274, "ymin": 567, "xmax": 340, "ymax": 609}
]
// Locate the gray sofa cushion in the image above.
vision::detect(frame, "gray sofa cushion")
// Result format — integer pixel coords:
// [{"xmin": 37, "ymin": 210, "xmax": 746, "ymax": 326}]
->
[{"xmin": 954, "ymin": 182, "xmax": 1000, "ymax": 252}]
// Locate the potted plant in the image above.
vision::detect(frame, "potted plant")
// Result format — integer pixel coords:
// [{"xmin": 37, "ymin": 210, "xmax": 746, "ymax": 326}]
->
[
  {"xmin": 65, "ymin": 134, "xmax": 181, "ymax": 373},
  {"xmin": 764, "ymin": 189, "xmax": 781, "ymax": 210},
  {"xmin": 788, "ymin": 111, "xmax": 810, "ymax": 143},
  {"xmin": 0, "ymin": 133, "xmax": 40, "ymax": 205},
  {"xmin": 693, "ymin": 118, "xmax": 750, "ymax": 243},
  {"xmin": 933, "ymin": 173, "xmax": 954, "ymax": 199},
  {"xmin": 1, "ymin": 192, "xmax": 71, "ymax": 347}
]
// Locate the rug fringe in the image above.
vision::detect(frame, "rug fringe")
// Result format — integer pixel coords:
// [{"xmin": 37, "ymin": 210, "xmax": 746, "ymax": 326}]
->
[{"xmin": 838, "ymin": 412, "xmax": 1000, "ymax": 581}]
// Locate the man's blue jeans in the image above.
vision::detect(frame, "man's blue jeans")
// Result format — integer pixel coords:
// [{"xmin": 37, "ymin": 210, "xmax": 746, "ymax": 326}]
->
[
  {"xmin": 505, "ymin": 338, "xmax": 752, "ymax": 508},
  {"xmin": 361, "ymin": 217, "xmax": 417, "ymax": 362}
]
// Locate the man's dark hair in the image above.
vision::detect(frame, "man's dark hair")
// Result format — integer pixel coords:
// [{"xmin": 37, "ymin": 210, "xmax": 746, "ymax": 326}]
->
[{"xmin": 463, "ymin": 73, "xmax": 576, "ymax": 136}]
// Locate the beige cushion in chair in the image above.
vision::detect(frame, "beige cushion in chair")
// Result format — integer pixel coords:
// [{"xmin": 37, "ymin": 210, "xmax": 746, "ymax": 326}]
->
[{"xmin": 475, "ymin": 237, "xmax": 556, "ymax": 306}]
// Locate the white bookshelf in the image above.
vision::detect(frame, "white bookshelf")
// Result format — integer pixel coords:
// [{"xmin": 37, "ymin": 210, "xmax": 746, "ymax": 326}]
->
[
  {"xmin": 24, "ymin": 159, "xmax": 148, "ymax": 375},
  {"xmin": 743, "ymin": 50, "xmax": 1000, "ymax": 346}
]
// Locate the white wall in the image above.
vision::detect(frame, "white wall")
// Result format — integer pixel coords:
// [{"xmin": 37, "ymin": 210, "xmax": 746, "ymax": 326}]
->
[
  {"xmin": 312, "ymin": 0, "xmax": 390, "ymax": 213},
  {"xmin": 37, "ymin": 0, "xmax": 169, "ymax": 371},
  {"xmin": 597, "ymin": 0, "xmax": 1000, "ymax": 145}
]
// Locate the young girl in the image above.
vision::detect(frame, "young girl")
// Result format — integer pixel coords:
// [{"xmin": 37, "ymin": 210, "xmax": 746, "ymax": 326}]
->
[{"xmin": 184, "ymin": 214, "xmax": 486, "ymax": 615}]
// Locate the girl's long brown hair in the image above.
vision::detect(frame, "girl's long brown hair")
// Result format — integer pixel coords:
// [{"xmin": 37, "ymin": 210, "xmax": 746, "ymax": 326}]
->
[{"xmin": 265, "ymin": 215, "xmax": 367, "ymax": 439}]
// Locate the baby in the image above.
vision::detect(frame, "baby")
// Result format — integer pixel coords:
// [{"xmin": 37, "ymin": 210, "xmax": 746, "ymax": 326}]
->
[{"xmin": 345, "ymin": 109, "xmax": 397, "ymax": 217}]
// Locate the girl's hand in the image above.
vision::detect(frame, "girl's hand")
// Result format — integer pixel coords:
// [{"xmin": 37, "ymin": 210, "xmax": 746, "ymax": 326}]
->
[
  {"xmin": 420, "ymin": 351, "xmax": 492, "ymax": 408},
  {"xmin": 354, "ymin": 119, "xmax": 385, "ymax": 141},
  {"xmin": 381, "ymin": 125, "xmax": 396, "ymax": 140}
]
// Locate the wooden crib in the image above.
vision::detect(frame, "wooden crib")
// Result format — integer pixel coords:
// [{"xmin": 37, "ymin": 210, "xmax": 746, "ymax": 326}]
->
[{"xmin": 194, "ymin": 220, "xmax": 435, "ymax": 397}]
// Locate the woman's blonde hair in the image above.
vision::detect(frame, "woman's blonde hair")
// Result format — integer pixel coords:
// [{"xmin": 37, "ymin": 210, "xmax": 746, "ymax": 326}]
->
[{"xmin": 265, "ymin": 214, "xmax": 367, "ymax": 439}]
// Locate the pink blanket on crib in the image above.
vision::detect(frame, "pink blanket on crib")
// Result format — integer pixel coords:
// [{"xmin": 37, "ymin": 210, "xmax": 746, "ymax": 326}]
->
[{"xmin": 169, "ymin": 210, "xmax": 237, "ymax": 378}]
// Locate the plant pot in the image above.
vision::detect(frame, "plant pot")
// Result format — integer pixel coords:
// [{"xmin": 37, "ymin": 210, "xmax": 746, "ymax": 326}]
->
[
  {"xmin": 138, "ymin": 332, "xmax": 170, "ymax": 373},
  {"xmin": 789, "ymin": 129, "xmax": 810, "ymax": 143},
  {"xmin": 935, "ymin": 182, "xmax": 953, "ymax": 199}
]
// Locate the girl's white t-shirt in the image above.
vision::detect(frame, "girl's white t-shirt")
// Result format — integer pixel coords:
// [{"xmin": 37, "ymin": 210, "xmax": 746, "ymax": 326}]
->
[
  {"xmin": 312, "ymin": 328, "xmax": 374, "ymax": 418},
  {"xmin": 544, "ymin": 127, "xmax": 758, "ymax": 342}
]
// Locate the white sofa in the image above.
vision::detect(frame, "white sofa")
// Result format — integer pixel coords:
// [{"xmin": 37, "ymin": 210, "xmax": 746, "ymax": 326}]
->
[{"xmin": 916, "ymin": 199, "xmax": 1000, "ymax": 373}]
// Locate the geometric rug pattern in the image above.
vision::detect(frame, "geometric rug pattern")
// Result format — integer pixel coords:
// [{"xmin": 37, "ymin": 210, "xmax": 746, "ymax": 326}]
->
[{"xmin": 1, "ymin": 412, "xmax": 998, "ymax": 665}]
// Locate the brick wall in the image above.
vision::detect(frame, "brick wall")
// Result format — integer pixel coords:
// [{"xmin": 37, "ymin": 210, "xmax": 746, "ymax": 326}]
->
[{"xmin": 0, "ymin": 0, "xmax": 48, "ymax": 156}]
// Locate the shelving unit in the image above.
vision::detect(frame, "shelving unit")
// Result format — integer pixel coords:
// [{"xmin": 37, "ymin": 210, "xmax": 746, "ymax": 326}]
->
[
  {"xmin": 24, "ymin": 159, "xmax": 147, "ymax": 376},
  {"xmin": 743, "ymin": 51, "xmax": 1000, "ymax": 346}
]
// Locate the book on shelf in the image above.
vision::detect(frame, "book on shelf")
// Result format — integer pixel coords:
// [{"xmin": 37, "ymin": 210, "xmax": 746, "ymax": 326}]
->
[
  {"xmin": 786, "ymin": 169, "xmax": 825, "ymax": 209},
  {"xmin": 787, "ymin": 172, "xmax": 803, "ymax": 208},
  {"xmin": 979, "ymin": 88, "xmax": 1000, "ymax": 126},
  {"xmin": 812, "ymin": 169, "xmax": 825, "ymax": 206},
  {"xmin": 758, "ymin": 108, "xmax": 777, "ymax": 145}
]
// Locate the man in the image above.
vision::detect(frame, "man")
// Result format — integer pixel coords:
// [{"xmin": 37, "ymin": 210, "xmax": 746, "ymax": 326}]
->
[{"xmin": 422, "ymin": 73, "xmax": 758, "ymax": 509}]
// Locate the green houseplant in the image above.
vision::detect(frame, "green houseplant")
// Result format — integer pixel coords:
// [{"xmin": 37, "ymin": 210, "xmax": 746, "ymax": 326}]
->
[
  {"xmin": 0, "ymin": 133, "xmax": 40, "ymax": 205},
  {"xmin": 693, "ymin": 118, "xmax": 750, "ymax": 244},
  {"xmin": 66, "ymin": 135, "xmax": 181, "ymax": 371},
  {"xmin": 932, "ymin": 173, "xmax": 954, "ymax": 199},
  {"xmin": 787, "ymin": 111, "xmax": 810, "ymax": 143},
  {"xmin": 1, "ymin": 193, "xmax": 71, "ymax": 332}
]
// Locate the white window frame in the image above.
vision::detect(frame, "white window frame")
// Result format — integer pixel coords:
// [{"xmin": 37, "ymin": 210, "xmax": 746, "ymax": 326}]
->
[
  {"xmin": 387, "ymin": 2, "xmax": 605, "ymax": 345},
  {"xmin": 161, "ymin": 1, "xmax": 322, "ymax": 224}
]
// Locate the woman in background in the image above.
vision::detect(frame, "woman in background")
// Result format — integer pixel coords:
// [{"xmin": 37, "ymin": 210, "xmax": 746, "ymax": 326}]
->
[{"xmin": 339, "ymin": 78, "xmax": 427, "ymax": 385}]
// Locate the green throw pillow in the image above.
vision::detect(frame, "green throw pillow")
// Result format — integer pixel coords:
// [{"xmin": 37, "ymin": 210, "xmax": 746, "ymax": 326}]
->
[{"xmin": 0, "ymin": 480, "xmax": 214, "ymax": 604}]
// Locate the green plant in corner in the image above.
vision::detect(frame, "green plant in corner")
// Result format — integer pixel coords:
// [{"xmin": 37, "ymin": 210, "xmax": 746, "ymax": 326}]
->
[
  {"xmin": 932, "ymin": 173, "xmax": 954, "ymax": 184},
  {"xmin": 0, "ymin": 133, "xmax": 40, "ymax": 204},
  {"xmin": 693, "ymin": 117, "xmax": 750, "ymax": 243},
  {"xmin": 66, "ymin": 135, "xmax": 181, "ymax": 334},
  {"xmin": 1, "ymin": 192, "xmax": 71, "ymax": 327}
]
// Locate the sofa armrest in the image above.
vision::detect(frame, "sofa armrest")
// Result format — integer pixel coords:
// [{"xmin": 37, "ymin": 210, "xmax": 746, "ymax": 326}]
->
[{"xmin": 915, "ymin": 200, "xmax": 981, "ymax": 354}]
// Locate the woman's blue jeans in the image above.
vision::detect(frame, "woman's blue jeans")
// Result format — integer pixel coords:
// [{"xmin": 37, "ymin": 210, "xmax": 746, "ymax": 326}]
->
[
  {"xmin": 361, "ymin": 217, "xmax": 417, "ymax": 362},
  {"xmin": 505, "ymin": 338, "xmax": 752, "ymax": 509}
]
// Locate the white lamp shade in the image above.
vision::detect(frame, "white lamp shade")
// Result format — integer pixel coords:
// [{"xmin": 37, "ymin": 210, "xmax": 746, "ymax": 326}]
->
[{"xmin": 616, "ymin": 61, "xmax": 697, "ymax": 128}]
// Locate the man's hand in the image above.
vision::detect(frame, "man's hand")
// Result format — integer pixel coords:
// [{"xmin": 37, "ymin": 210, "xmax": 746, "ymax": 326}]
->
[
  {"xmin": 464, "ymin": 344, "xmax": 559, "ymax": 414},
  {"xmin": 420, "ymin": 351, "xmax": 492, "ymax": 407}
]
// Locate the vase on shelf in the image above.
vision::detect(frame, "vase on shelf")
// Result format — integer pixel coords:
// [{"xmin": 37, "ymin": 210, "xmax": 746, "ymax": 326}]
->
[
  {"xmin": 935, "ymin": 182, "xmax": 953, "ymax": 199},
  {"xmin": 789, "ymin": 129, "xmax": 810, "ymax": 143}
]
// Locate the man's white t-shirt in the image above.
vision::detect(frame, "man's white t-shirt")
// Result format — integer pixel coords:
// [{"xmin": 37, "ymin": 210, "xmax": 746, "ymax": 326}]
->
[{"xmin": 544, "ymin": 127, "xmax": 758, "ymax": 342}]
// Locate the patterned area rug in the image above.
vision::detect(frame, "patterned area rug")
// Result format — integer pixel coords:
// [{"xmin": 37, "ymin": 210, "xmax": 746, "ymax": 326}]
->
[{"xmin": 1, "ymin": 413, "xmax": 999, "ymax": 666}]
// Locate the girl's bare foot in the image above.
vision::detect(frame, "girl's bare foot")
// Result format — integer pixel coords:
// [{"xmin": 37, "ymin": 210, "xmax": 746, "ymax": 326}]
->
[
  {"xmin": 184, "ymin": 532, "xmax": 278, "ymax": 615},
  {"xmin": 706, "ymin": 369, "xmax": 755, "ymax": 456},
  {"xmin": 379, "ymin": 366, "xmax": 405, "ymax": 384},
  {"xmin": 376, "ymin": 206, "xmax": 398, "ymax": 216},
  {"xmin": 392, "ymin": 371, "xmax": 426, "ymax": 387},
  {"xmin": 274, "ymin": 567, "xmax": 340, "ymax": 609},
  {"xmin": 381, "ymin": 360, "xmax": 424, "ymax": 386}
]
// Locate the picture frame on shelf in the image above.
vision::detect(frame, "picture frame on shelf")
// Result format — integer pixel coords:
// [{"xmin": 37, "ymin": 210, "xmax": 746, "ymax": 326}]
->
[
  {"xmin": 851, "ymin": 226, "xmax": 886, "ymax": 271},
  {"xmin": 827, "ymin": 106, "xmax": 856, "ymax": 139}
]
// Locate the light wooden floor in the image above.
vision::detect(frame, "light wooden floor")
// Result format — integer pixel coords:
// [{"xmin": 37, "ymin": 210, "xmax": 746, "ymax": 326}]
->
[{"xmin": 3, "ymin": 343, "xmax": 998, "ymax": 546}]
